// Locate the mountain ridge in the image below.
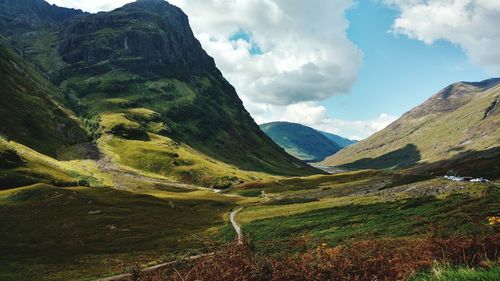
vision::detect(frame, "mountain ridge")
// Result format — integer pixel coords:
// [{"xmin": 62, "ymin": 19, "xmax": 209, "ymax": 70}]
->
[{"xmin": 322, "ymin": 78, "xmax": 500, "ymax": 179}]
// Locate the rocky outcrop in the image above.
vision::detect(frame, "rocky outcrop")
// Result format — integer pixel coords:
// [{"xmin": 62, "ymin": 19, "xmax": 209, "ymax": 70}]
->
[
  {"xmin": 0, "ymin": 0, "xmax": 85, "ymax": 29},
  {"xmin": 58, "ymin": 0, "xmax": 217, "ymax": 78}
]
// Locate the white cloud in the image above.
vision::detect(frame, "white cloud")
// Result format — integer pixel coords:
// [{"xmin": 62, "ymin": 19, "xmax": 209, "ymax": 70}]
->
[
  {"xmin": 170, "ymin": 0, "xmax": 362, "ymax": 107},
  {"xmin": 385, "ymin": 0, "xmax": 500, "ymax": 73}
]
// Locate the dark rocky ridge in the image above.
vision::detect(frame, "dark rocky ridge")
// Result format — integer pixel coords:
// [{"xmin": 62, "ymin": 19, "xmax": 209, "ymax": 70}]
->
[
  {"xmin": 0, "ymin": 0, "xmax": 85, "ymax": 29},
  {"xmin": 58, "ymin": 0, "xmax": 216, "ymax": 78}
]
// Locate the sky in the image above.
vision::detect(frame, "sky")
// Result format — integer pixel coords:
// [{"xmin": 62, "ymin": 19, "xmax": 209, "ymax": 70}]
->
[{"xmin": 46, "ymin": 0, "xmax": 500, "ymax": 140}]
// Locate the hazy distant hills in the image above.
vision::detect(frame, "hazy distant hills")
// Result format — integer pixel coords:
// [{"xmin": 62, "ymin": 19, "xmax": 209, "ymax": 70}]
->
[
  {"xmin": 0, "ymin": 0, "xmax": 318, "ymax": 189},
  {"xmin": 260, "ymin": 122, "xmax": 356, "ymax": 162},
  {"xmin": 318, "ymin": 131, "xmax": 358, "ymax": 148},
  {"xmin": 322, "ymin": 78, "xmax": 500, "ymax": 179}
]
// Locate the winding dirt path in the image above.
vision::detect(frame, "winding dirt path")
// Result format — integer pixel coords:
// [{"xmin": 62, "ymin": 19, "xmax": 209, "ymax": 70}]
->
[{"xmin": 230, "ymin": 207, "xmax": 244, "ymax": 244}]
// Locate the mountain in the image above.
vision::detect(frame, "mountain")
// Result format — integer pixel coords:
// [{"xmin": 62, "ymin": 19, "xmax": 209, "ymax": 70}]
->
[
  {"xmin": 318, "ymin": 131, "xmax": 357, "ymax": 148},
  {"xmin": 322, "ymin": 78, "xmax": 500, "ymax": 179},
  {"xmin": 0, "ymin": 0, "xmax": 318, "ymax": 187},
  {"xmin": 0, "ymin": 0, "xmax": 85, "ymax": 29},
  {"xmin": 0, "ymin": 36, "xmax": 87, "ymax": 157},
  {"xmin": 260, "ymin": 122, "xmax": 342, "ymax": 162}
]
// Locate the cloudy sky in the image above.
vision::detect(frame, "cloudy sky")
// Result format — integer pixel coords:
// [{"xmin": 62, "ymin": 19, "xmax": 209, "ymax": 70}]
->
[{"xmin": 47, "ymin": 0, "xmax": 499, "ymax": 140}]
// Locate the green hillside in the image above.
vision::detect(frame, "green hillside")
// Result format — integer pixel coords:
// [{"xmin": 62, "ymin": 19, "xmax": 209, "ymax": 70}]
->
[
  {"xmin": 322, "ymin": 79, "xmax": 500, "ymax": 179},
  {"xmin": 0, "ymin": 37, "xmax": 88, "ymax": 157},
  {"xmin": 260, "ymin": 122, "xmax": 342, "ymax": 162}
]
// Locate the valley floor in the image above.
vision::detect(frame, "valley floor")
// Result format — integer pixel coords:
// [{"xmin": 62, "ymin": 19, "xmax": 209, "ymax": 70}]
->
[{"xmin": 0, "ymin": 155, "xmax": 498, "ymax": 280}]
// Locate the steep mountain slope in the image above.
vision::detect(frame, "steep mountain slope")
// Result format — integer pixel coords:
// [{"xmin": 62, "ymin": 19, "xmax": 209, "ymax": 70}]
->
[
  {"xmin": 260, "ymin": 122, "xmax": 342, "ymax": 162},
  {"xmin": 322, "ymin": 78, "xmax": 500, "ymax": 179},
  {"xmin": 318, "ymin": 130, "xmax": 357, "ymax": 148},
  {"xmin": 0, "ymin": 0, "xmax": 318, "ymax": 187},
  {"xmin": 0, "ymin": 36, "xmax": 106, "ymax": 189},
  {"xmin": 0, "ymin": 36, "xmax": 87, "ymax": 157}
]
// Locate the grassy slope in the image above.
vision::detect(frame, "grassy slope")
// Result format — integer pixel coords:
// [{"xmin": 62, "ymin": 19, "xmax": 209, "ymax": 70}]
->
[
  {"xmin": 0, "ymin": 38, "xmax": 87, "ymax": 157},
  {"xmin": 0, "ymin": 183, "xmax": 238, "ymax": 281},
  {"xmin": 100, "ymin": 131, "xmax": 277, "ymax": 187},
  {"xmin": 260, "ymin": 121, "xmax": 342, "ymax": 162},
  {"xmin": 0, "ymin": 138, "xmax": 110, "ymax": 189},
  {"xmin": 322, "ymin": 81, "xmax": 500, "ymax": 177},
  {"xmin": 243, "ymin": 186, "xmax": 498, "ymax": 247}
]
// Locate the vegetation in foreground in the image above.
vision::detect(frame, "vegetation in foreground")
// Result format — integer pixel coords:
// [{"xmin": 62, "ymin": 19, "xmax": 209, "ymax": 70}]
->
[{"xmin": 126, "ymin": 234, "xmax": 499, "ymax": 281}]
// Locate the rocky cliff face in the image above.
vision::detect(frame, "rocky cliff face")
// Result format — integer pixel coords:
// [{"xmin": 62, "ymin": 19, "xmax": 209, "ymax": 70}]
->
[
  {"xmin": 0, "ymin": 0, "xmax": 85, "ymax": 29},
  {"xmin": 58, "ymin": 0, "xmax": 215, "ymax": 78}
]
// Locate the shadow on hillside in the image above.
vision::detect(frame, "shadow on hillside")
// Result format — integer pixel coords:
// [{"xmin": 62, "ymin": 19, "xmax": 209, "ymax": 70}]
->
[
  {"xmin": 338, "ymin": 144, "xmax": 421, "ymax": 170},
  {"xmin": 57, "ymin": 141, "xmax": 101, "ymax": 161},
  {"xmin": 337, "ymin": 145, "xmax": 500, "ymax": 181},
  {"xmin": 413, "ymin": 146, "xmax": 500, "ymax": 180}
]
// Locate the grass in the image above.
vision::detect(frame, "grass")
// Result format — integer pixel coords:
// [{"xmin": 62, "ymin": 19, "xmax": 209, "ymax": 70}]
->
[
  {"xmin": 0, "ymin": 183, "xmax": 237, "ymax": 281},
  {"xmin": 61, "ymin": 68, "xmax": 317, "ymax": 177},
  {"xmin": 0, "ymin": 37, "xmax": 88, "ymax": 157},
  {"xmin": 0, "ymin": 139, "xmax": 108, "ymax": 189},
  {"xmin": 410, "ymin": 265, "xmax": 500, "ymax": 281},
  {"xmin": 101, "ymin": 133, "xmax": 275, "ymax": 188},
  {"xmin": 228, "ymin": 169, "xmax": 429, "ymax": 199},
  {"xmin": 238, "ymin": 183, "xmax": 499, "ymax": 250}
]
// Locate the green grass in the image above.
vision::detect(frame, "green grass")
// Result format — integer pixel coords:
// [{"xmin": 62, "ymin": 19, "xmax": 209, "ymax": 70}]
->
[
  {"xmin": 240, "ymin": 184, "xmax": 499, "ymax": 250},
  {"xmin": 101, "ymin": 133, "xmax": 275, "ymax": 188},
  {"xmin": 410, "ymin": 265, "xmax": 500, "ymax": 281},
  {"xmin": 0, "ymin": 184, "xmax": 237, "ymax": 281},
  {"xmin": 229, "ymin": 169, "xmax": 429, "ymax": 198},
  {"xmin": 0, "ymin": 138, "xmax": 112, "ymax": 189}
]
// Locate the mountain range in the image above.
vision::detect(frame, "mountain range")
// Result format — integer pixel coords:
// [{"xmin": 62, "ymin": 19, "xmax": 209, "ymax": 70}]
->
[
  {"xmin": 260, "ymin": 121, "xmax": 356, "ymax": 162},
  {"xmin": 322, "ymin": 78, "xmax": 500, "ymax": 179}
]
